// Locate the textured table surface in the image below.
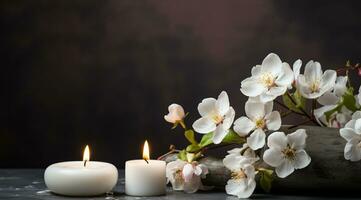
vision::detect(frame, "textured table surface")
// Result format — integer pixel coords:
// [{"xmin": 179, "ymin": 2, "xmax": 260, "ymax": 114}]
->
[{"xmin": 0, "ymin": 169, "xmax": 357, "ymax": 200}]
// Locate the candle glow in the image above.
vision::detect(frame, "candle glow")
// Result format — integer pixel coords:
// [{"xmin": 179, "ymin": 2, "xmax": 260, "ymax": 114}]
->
[
  {"xmin": 83, "ymin": 145, "xmax": 90, "ymax": 167},
  {"xmin": 143, "ymin": 140, "xmax": 150, "ymax": 161}
]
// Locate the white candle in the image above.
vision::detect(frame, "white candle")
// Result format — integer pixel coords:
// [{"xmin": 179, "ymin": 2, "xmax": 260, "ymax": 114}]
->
[
  {"xmin": 125, "ymin": 141, "xmax": 166, "ymax": 196},
  {"xmin": 44, "ymin": 145, "xmax": 118, "ymax": 196}
]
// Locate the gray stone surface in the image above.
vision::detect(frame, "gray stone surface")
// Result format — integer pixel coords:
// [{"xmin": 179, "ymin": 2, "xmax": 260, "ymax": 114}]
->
[{"xmin": 0, "ymin": 169, "xmax": 357, "ymax": 200}]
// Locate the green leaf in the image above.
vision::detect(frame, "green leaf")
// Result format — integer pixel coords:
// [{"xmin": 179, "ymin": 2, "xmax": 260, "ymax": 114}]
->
[
  {"xmin": 184, "ymin": 130, "xmax": 198, "ymax": 145},
  {"xmin": 259, "ymin": 169, "xmax": 274, "ymax": 192},
  {"xmin": 342, "ymin": 87, "xmax": 358, "ymax": 112},
  {"xmin": 177, "ymin": 150, "xmax": 187, "ymax": 161},
  {"xmin": 199, "ymin": 132, "xmax": 214, "ymax": 147},
  {"xmin": 282, "ymin": 91, "xmax": 305, "ymax": 114},
  {"xmin": 186, "ymin": 144, "xmax": 201, "ymax": 153},
  {"xmin": 222, "ymin": 130, "xmax": 245, "ymax": 144}
]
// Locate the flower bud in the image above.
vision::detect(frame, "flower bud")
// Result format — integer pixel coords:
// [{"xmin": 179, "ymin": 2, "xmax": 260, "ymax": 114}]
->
[{"xmin": 164, "ymin": 104, "xmax": 185, "ymax": 124}]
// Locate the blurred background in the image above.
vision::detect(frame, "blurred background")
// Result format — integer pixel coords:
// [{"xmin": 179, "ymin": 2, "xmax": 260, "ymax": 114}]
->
[{"xmin": 1, "ymin": 0, "xmax": 361, "ymax": 168}]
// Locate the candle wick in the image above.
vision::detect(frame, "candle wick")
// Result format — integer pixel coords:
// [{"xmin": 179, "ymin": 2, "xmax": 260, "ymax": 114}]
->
[
  {"xmin": 144, "ymin": 159, "xmax": 149, "ymax": 164},
  {"xmin": 84, "ymin": 160, "xmax": 87, "ymax": 167}
]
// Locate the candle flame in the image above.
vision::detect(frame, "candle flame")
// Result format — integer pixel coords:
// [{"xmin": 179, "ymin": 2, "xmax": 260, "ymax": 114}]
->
[
  {"xmin": 83, "ymin": 145, "xmax": 90, "ymax": 167},
  {"xmin": 143, "ymin": 140, "xmax": 150, "ymax": 161}
]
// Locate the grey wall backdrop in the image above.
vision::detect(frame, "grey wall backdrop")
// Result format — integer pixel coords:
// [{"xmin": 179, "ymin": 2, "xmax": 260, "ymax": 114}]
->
[{"xmin": 2, "ymin": 0, "xmax": 361, "ymax": 167}]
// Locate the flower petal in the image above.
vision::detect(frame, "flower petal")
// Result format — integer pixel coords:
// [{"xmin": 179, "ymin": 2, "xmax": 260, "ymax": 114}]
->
[
  {"xmin": 245, "ymin": 101, "xmax": 265, "ymax": 121},
  {"xmin": 275, "ymin": 62, "xmax": 294, "ymax": 86},
  {"xmin": 251, "ymin": 65, "xmax": 262, "ymax": 76},
  {"xmin": 265, "ymin": 111, "xmax": 281, "ymax": 130},
  {"xmin": 215, "ymin": 91, "xmax": 230, "ymax": 116},
  {"xmin": 293, "ymin": 59, "xmax": 302, "ymax": 80},
  {"xmin": 223, "ymin": 154, "xmax": 241, "ymax": 171},
  {"xmin": 287, "ymin": 129, "xmax": 307, "ymax": 150},
  {"xmin": 304, "ymin": 60, "xmax": 322, "ymax": 84},
  {"xmin": 222, "ymin": 107, "xmax": 235, "ymax": 129},
  {"xmin": 297, "ymin": 75, "xmax": 313, "ymax": 98},
  {"xmin": 261, "ymin": 53, "xmax": 282, "ymax": 76},
  {"xmin": 194, "ymin": 165, "xmax": 202, "ymax": 176},
  {"xmin": 352, "ymin": 111, "xmax": 361, "ymax": 120},
  {"xmin": 247, "ymin": 128, "xmax": 266, "ymax": 150},
  {"xmin": 192, "ymin": 117, "xmax": 216, "ymax": 134},
  {"xmin": 241, "ymin": 77, "xmax": 267, "ymax": 97},
  {"xmin": 263, "ymin": 148, "xmax": 284, "ymax": 167},
  {"xmin": 225, "ymin": 179, "xmax": 246, "ymax": 198},
  {"xmin": 355, "ymin": 119, "xmax": 361, "ymax": 134},
  {"xmin": 275, "ymin": 160, "xmax": 295, "ymax": 178},
  {"xmin": 198, "ymin": 164, "xmax": 209, "ymax": 177},
  {"xmin": 334, "ymin": 76, "xmax": 348, "ymax": 97},
  {"xmin": 264, "ymin": 101, "xmax": 274, "ymax": 115},
  {"xmin": 182, "ymin": 164, "xmax": 195, "ymax": 183},
  {"xmin": 267, "ymin": 131, "xmax": 287, "ymax": 150},
  {"xmin": 340, "ymin": 128, "xmax": 359, "ymax": 141},
  {"xmin": 345, "ymin": 119, "xmax": 356, "ymax": 129},
  {"xmin": 294, "ymin": 150, "xmax": 311, "ymax": 169},
  {"xmin": 320, "ymin": 70, "xmax": 337, "ymax": 94},
  {"xmin": 259, "ymin": 87, "xmax": 287, "ymax": 103},
  {"xmin": 212, "ymin": 125, "xmax": 228, "ymax": 144},
  {"xmin": 225, "ymin": 177, "xmax": 256, "ymax": 199},
  {"xmin": 344, "ymin": 140, "xmax": 361, "ymax": 162},
  {"xmin": 233, "ymin": 117, "xmax": 255, "ymax": 136},
  {"xmin": 271, "ymin": 86, "xmax": 288, "ymax": 96},
  {"xmin": 243, "ymin": 164, "xmax": 256, "ymax": 180},
  {"xmin": 197, "ymin": 98, "xmax": 216, "ymax": 117},
  {"xmin": 317, "ymin": 92, "xmax": 339, "ymax": 105},
  {"xmin": 183, "ymin": 176, "xmax": 201, "ymax": 193}
]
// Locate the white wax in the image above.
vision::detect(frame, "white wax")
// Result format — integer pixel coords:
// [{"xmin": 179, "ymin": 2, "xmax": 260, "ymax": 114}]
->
[
  {"xmin": 44, "ymin": 161, "xmax": 118, "ymax": 196},
  {"xmin": 125, "ymin": 159, "xmax": 166, "ymax": 196}
]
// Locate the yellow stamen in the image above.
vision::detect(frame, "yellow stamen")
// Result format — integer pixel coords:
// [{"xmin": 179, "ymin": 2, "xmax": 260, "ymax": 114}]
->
[
  {"xmin": 282, "ymin": 146, "xmax": 296, "ymax": 160},
  {"xmin": 261, "ymin": 73, "xmax": 275, "ymax": 88},
  {"xmin": 255, "ymin": 118, "xmax": 266, "ymax": 129},
  {"xmin": 310, "ymin": 81, "xmax": 320, "ymax": 93},
  {"xmin": 231, "ymin": 170, "xmax": 247, "ymax": 180},
  {"xmin": 212, "ymin": 115, "xmax": 224, "ymax": 125}
]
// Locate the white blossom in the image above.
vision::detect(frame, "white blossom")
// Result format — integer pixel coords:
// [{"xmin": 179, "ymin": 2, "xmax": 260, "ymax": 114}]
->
[
  {"xmin": 164, "ymin": 104, "xmax": 185, "ymax": 124},
  {"xmin": 240, "ymin": 53, "xmax": 294, "ymax": 102},
  {"xmin": 317, "ymin": 76, "xmax": 348, "ymax": 106},
  {"xmin": 192, "ymin": 91, "xmax": 235, "ymax": 144},
  {"xmin": 292, "ymin": 59, "xmax": 302, "ymax": 84},
  {"xmin": 233, "ymin": 100, "xmax": 281, "ymax": 150},
  {"xmin": 314, "ymin": 105, "xmax": 352, "ymax": 128},
  {"xmin": 223, "ymin": 148, "xmax": 256, "ymax": 198},
  {"xmin": 340, "ymin": 111, "xmax": 361, "ymax": 161},
  {"xmin": 263, "ymin": 129, "xmax": 311, "ymax": 178},
  {"xmin": 297, "ymin": 60, "xmax": 337, "ymax": 99},
  {"xmin": 166, "ymin": 159, "xmax": 209, "ymax": 193},
  {"xmin": 224, "ymin": 144, "xmax": 259, "ymax": 165}
]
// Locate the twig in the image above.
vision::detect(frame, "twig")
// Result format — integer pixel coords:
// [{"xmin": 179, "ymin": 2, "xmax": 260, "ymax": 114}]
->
[
  {"xmin": 275, "ymin": 100, "xmax": 289, "ymax": 110},
  {"xmin": 311, "ymin": 99, "xmax": 317, "ymax": 118},
  {"xmin": 275, "ymin": 99, "xmax": 309, "ymax": 118},
  {"xmin": 281, "ymin": 111, "xmax": 292, "ymax": 118},
  {"xmin": 157, "ymin": 149, "xmax": 180, "ymax": 160},
  {"xmin": 286, "ymin": 92, "xmax": 318, "ymax": 125}
]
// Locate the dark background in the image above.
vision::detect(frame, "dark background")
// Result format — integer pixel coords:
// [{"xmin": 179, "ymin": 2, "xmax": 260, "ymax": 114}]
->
[{"xmin": 2, "ymin": 0, "xmax": 361, "ymax": 168}]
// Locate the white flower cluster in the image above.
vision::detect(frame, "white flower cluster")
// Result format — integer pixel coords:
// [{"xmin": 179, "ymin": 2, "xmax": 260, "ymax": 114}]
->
[
  {"xmin": 340, "ymin": 111, "xmax": 361, "ymax": 161},
  {"xmin": 164, "ymin": 53, "xmax": 360, "ymax": 198}
]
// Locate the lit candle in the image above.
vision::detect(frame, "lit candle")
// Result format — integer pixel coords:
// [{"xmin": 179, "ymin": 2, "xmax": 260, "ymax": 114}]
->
[
  {"xmin": 44, "ymin": 145, "xmax": 118, "ymax": 196},
  {"xmin": 125, "ymin": 140, "xmax": 166, "ymax": 196}
]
